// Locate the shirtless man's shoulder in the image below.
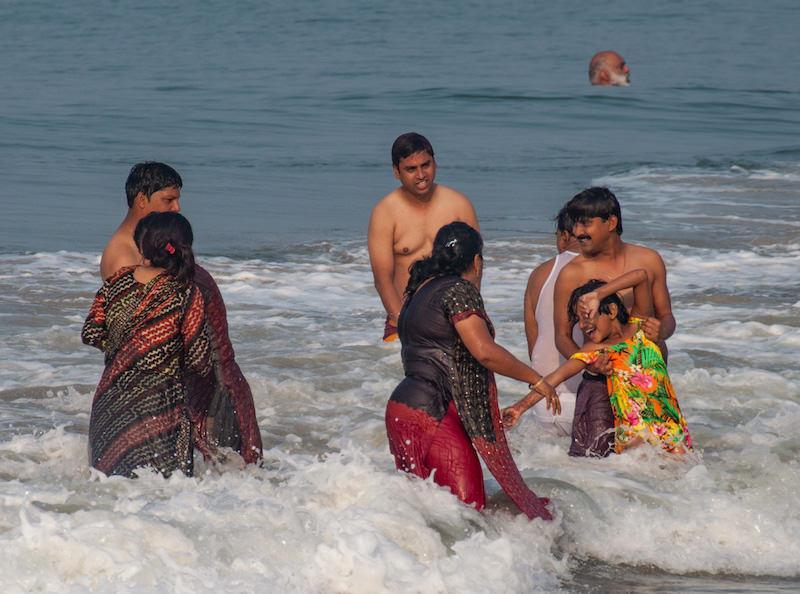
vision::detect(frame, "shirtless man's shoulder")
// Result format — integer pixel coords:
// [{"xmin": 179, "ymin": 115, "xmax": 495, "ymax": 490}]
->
[
  {"xmin": 100, "ymin": 225, "xmax": 139, "ymax": 280},
  {"xmin": 373, "ymin": 183, "xmax": 474, "ymax": 216},
  {"xmin": 622, "ymin": 242, "xmax": 666, "ymax": 270}
]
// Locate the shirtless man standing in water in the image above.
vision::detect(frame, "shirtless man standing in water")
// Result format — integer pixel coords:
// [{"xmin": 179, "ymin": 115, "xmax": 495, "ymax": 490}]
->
[
  {"xmin": 553, "ymin": 187, "xmax": 673, "ymax": 456},
  {"xmin": 100, "ymin": 162, "xmax": 181, "ymax": 279},
  {"xmin": 368, "ymin": 133, "xmax": 479, "ymax": 341}
]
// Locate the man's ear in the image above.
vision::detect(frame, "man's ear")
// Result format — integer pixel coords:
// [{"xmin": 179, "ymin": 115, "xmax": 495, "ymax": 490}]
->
[
  {"xmin": 392, "ymin": 166, "xmax": 400, "ymax": 181},
  {"xmin": 598, "ymin": 70, "xmax": 610, "ymax": 85},
  {"xmin": 607, "ymin": 215, "xmax": 619, "ymax": 233},
  {"xmin": 135, "ymin": 192, "xmax": 148, "ymax": 210}
]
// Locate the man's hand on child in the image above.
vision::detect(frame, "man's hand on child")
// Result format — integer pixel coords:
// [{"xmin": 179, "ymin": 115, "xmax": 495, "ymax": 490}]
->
[
  {"xmin": 577, "ymin": 291, "xmax": 601, "ymax": 320},
  {"xmin": 587, "ymin": 352, "xmax": 612, "ymax": 376},
  {"xmin": 642, "ymin": 316, "xmax": 662, "ymax": 342}
]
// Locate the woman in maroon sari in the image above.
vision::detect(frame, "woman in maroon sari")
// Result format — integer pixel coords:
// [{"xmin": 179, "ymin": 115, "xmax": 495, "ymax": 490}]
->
[
  {"xmin": 386, "ymin": 222, "xmax": 559, "ymax": 520},
  {"xmin": 82, "ymin": 213, "xmax": 212, "ymax": 477}
]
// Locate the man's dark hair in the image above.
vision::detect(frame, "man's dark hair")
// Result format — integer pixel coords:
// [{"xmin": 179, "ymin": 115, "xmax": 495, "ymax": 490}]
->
[
  {"xmin": 566, "ymin": 187, "xmax": 623, "ymax": 235},
  {"xmin": 554, "ymin": 205, "xmax": 574, "ymax": 234},
  {"xmin": 391, "ymin": 133, "xmax": 434, "ymax": 167},
  {"xmin": 125, "ymin": 162, "xmax": 183, "ymax": 208}
]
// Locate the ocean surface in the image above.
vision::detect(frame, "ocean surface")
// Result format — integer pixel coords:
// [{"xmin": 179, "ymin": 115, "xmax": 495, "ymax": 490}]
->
[{"xmin": 1, "ymin": 0, "xmax": 799, "ymax": 592}]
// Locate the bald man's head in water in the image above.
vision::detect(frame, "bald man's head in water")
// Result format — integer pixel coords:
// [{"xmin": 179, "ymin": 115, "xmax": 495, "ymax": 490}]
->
[{"xmin": 588, "ymin": 51, "xmax": 630, "ymax": 86}]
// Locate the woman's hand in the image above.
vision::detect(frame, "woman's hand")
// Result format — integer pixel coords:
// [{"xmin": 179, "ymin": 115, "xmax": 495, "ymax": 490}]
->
[
  {"xmin": 577, "ymin": 290, "xmax": 601, "ymax": 321},
  {"xmin": 501, "ymin": 404, "xmax": 523, "ymax": 429},
  {"xmin": 535, "ymin": 381, "xmax": 560, "ymax": 415}
]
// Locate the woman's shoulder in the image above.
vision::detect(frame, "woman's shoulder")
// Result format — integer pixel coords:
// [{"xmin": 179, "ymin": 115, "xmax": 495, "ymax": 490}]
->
[
  {"xmin": 106, "ymin": 265, "xmax": 136, "ymax": 284},
  {"xmin": 436, "ymin": 276, "xmax": 477, "ymax": 296},
  {"xmin": 439, "ymin": 277, "xmax": 483, "ymax": 312}
]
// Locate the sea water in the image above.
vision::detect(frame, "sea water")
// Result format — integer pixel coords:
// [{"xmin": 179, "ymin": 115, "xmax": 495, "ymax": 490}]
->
[{"xmin": 1, "ymin": 0, "xmax": 799, "ymax": 592}]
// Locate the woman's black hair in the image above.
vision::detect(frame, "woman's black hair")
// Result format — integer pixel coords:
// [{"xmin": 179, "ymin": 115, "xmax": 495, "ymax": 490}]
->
[
  {"xmin": 133, "ymin": 212, "xmax": 195, "ymax": 286},
  {"xmin": 568, "ymin": 279, "xmax": 629, "ymax": 325},
  {"xmin": 405, "ymin": 222, "xmax": 483, "ymax": 298}
]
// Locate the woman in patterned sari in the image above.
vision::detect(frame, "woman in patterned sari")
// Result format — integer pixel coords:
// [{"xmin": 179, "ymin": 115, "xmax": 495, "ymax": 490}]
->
[
  {"xmin": 503, "ymin": 269, "xmax": 692, "ymax": 454},
  {"xmin": 386, "ymin": 222, "xmax": 559, "ymax": 520},
  {"xmin": 82, "ymin": 212, "xmax": 212, "ymax": 477}
]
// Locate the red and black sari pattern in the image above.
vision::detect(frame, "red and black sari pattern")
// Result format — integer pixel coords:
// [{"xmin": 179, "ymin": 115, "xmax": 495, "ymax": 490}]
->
[{"xmin": 82, "ymin": 267, "xmax": 212, "ymax": 477}]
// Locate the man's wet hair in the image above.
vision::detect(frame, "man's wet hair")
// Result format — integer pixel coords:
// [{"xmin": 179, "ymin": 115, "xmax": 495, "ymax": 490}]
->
[
  {"xmin": 125, "ymin": 162, "xmax": 183, "ymax": 208},
  {"xmin": 391, "ymin": 132, "xmax": 434, "ymax": 167},
  {"xmin": 554, "ymin": 205, "xmax": 574, "ymax": 234},
  {"xmin": 566, "ymin": 187, "xmax": 623, "ymax": 235},
  {"xmin": 568, "ymin": 279, "xmax": 629, "ymax": 326}
]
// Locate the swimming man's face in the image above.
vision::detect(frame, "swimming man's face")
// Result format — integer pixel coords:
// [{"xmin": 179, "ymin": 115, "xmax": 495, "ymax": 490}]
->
[{"xmin": 606, "ymin": 55, "xmax": 630, "ymax": 86}]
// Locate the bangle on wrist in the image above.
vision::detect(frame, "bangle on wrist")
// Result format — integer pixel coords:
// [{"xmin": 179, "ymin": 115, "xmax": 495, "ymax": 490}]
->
[{"xmin": 528, "ymin": 377, "xmax": 545, "ymax": 391}]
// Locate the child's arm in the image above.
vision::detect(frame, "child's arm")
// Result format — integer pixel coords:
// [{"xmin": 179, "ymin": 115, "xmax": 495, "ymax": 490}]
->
[
  {"xmin": 578, "ymin": 269, "xmax": 654, "ymax": 319},
  {"xmin": 502, "ymin": 358, "xmax": 587, "ymax": 428}
]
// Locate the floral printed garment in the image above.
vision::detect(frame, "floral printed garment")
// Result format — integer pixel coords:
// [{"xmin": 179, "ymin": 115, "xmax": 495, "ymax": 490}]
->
[{"xmin": 570, "ymin": 319, "xmax": 692, "ymax": 454}]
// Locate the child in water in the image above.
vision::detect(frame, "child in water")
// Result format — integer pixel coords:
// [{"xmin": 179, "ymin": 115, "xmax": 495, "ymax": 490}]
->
[{"xmin": 503, "ymin": 269, "xmax": 692, "ymax": 454}]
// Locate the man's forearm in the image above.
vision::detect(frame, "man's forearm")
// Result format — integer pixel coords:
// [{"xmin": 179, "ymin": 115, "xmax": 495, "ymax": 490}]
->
[
  {"xmin": 659, "ymin": 313, "xmax": 676, "ymax": 341},
  {"xmin": 374, "ymin": 278, "xmax": 403, "ymax": 319}
]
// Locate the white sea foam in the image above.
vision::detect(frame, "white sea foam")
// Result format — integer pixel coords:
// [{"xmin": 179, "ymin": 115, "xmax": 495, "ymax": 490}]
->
[{"xmin": 0, "ymin": 191, "xmax": 798, "ymax": 590}]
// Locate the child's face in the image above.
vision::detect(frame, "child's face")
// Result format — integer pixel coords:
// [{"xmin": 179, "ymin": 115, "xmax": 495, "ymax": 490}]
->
[{"xmin": 579, "ymin": 310, "xmax": 615, "ymax": 343}]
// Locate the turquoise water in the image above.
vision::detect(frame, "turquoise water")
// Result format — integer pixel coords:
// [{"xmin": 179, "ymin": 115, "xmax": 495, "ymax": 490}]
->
[
  {"xmin": 2, "ymin": 0, "xmax": 798, "ymax": 253},
  {"xmin": 1, "ymin": 2, "xmax": 799, "ymax": 592}
]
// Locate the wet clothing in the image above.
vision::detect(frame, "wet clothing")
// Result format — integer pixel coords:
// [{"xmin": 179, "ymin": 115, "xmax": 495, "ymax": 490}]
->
[
  {"xmin": 387, "ymin": 276, "xmax": 551, "ymax": 520},
  {"xmin": 382, "ymin": 315, "xmax": 399, "ymax": 342},
  {"xmin": 530, "ymin": 250, "xmax": 582, "ymax": 429},
  {"xmin": 569, "ymin": 372, "xmax": 615, "ymax": 457},
  {"xmin": 82, "ymin": 267, "xmax": 212, "ymax": 477},
  {"xmin": 386, "ymin": 400, "xmax": 485, "ymax": 508},
  {"xmin": 571, "ymin": 320, "xmax": 692, "ymax": 454},
  {"xmin": 188, "ymin": 266, "xmax": 263, "ymax": 464}
]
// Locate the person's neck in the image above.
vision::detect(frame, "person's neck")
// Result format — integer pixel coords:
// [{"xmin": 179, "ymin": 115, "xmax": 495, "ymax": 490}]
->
[
  {"xmin": 120, "ymin": 209, "xmax": 144, "ymax": 235},
  {"xmin": 400, "ymin": 183, "xmax": 437, "ymax": 205},
  {"xmin": 132, "ymin": 263, "xmax": 166, "ymax": 284},
  {"xmin": 561, "ymin": 239, "xmax": 580, "ymax": 253},
  {"xmin": 461, "ymin": 269, "xmax": 481, "ymax": 291},
  {"xmin": 599, "ymin": 319, "xmax": 633, "ymax": 346},
  {"xmin": 588, "ymin": 235, "xmax": 624, "ymax": 261}
]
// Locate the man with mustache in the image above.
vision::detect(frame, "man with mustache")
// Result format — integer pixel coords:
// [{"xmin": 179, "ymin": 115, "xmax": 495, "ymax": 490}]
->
[
  {"xmin": 552, "ymin": 187, "xmax": 674, "ymax": 456},
  {"xmin": 368, "ymin": 133, "xmax": 479, "ymax": 341},
  {"xmin": 589, "ymin": 51, "xmax": 631, "ymax": 86}
]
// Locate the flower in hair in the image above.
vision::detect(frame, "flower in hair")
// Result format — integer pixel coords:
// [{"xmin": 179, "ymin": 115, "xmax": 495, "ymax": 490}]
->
[
  {"xmin": 165, "ymin": 242, "xmax": 176, "ymax": 254},
  {"xmin": 445, "ymin": 238, "xmax": 458, "ymax": 248}
]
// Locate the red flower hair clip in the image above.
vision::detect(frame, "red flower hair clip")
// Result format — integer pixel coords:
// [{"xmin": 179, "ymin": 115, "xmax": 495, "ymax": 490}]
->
[{"xmin": 165, "ymin": 242, "xmax": 176, "ymax": 254}]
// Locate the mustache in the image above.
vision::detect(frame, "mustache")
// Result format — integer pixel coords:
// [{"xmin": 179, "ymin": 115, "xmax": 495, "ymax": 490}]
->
[{"xmin": 576, "ymin": 234, "xmax": 591, "ymax": 240}]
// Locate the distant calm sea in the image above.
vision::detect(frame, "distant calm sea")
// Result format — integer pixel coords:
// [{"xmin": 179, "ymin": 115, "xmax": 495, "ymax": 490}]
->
[{"xmin": 1, "ymin": 1, "xmax": 799, "ymax": 592}]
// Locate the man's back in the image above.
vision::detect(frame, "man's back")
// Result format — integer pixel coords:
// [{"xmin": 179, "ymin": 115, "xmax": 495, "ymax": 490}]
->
[{"xmin": 529, "ymin": 250, "xmax": 582, "ymax": 427}]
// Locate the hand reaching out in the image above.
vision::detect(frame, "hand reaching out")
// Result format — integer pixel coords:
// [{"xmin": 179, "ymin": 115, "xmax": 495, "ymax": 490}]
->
[
  {"xmin": 535, "ymin": 381, "xmax": 560, "ymax": 415},
  {"xmin": 501, "ymin": 405, "xmax": 523, "ymax": 429}
]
